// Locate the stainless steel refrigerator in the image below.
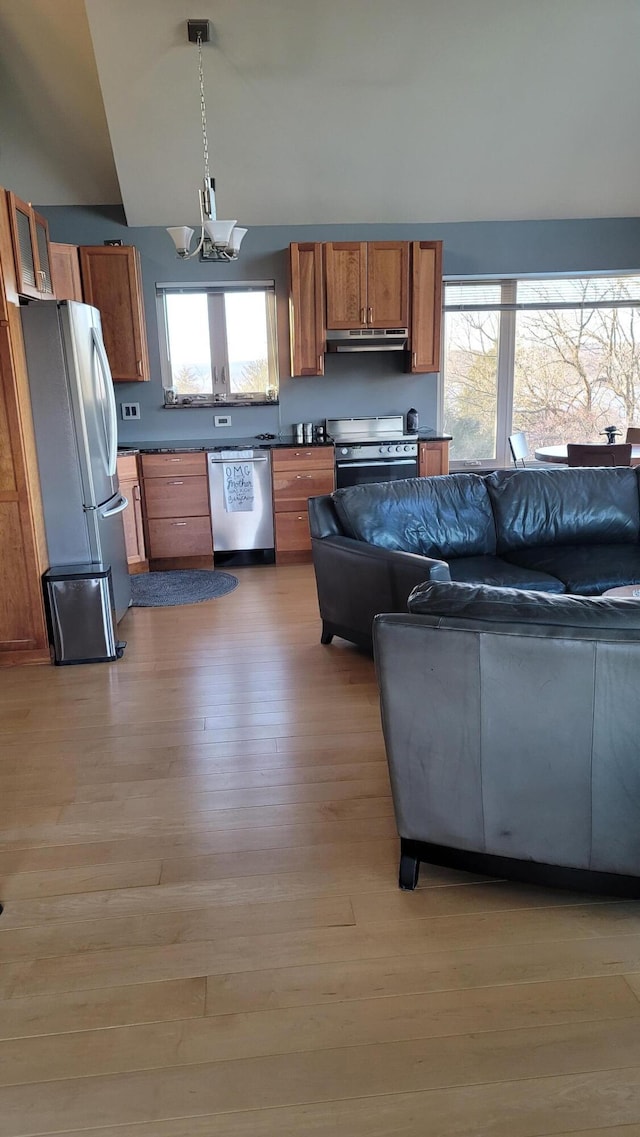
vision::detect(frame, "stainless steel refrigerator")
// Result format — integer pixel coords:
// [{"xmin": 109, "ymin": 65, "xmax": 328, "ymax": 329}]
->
[{"xmin": 21, "ymin": 300, "xmax": 131, "ymax": 623}]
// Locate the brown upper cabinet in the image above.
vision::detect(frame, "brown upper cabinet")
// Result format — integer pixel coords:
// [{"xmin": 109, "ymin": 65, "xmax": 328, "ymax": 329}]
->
[
  {"xmin": 409, "ymin": 240, "xmax": 443, "ymax": 373},
  {"xmin": 324, "ymin": 241, "xmax": 409, "ymax": 330},
  {"xmin": 50, "ymin": 243, "xmax": 83, "ymax": 302},
  {"xmin": 289, "ymin": 242, "xmax": 325, "ymax": 377},
  {"xmin": 79, "ymin": 245, "xmax": 150, "ymax": 382},
  {"xmin": 7, "ymin": 192, "xmax": 55, "ymax": 301}
]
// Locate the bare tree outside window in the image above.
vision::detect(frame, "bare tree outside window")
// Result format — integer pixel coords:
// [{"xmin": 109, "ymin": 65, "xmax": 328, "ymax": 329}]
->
[{"xmin": 444, "ymin": 276, "xmax": 640, "ymax": 466}]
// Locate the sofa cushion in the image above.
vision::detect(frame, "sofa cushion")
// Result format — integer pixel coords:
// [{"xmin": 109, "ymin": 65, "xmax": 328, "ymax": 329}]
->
[
  {"xmin": 448, "ymin": 555, "xmax": 565, "ymax": 592},
  {"xmin": 407, "ymin": 580, "xmax": 640, "ymax": 637},
  {"xmin": 505, "ymin": 543, "xmax": 640, "ymax": 596},
  {"xmin": 332, "ymin": 474, "xmax": 496, "ymax": 560},
  {"xmin": 486, "ymin": 467, "xmax": 640, "ymax": 552}
]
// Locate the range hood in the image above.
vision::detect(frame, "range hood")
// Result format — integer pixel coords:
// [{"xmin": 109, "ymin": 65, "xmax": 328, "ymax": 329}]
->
[{"xmin": 326, "ymin": 328, "xmax": 408, "ymax": 352}]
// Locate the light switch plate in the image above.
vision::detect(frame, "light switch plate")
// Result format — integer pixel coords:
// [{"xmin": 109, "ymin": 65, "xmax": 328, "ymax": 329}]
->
[
  {"xmin": 121, "ymin": 402, "xmax": 141, "ymax": 420},
  {"xmin": 214, "ymin": 415, "xmax": 232, "ymax": 427}
]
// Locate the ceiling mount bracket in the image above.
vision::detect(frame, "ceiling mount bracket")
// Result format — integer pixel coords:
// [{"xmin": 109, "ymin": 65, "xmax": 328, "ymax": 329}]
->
[{"xmin": 187, "ymin": 19, "xmax": 210, "ymax": 43}]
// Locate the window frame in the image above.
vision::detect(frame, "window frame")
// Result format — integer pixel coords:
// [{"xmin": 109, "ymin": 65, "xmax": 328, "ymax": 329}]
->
[
  {"xmin": 156, "ymin": 280, "xmax": 279, "ymax": 406},
  {"xmin": 440, "ymin": 272, "xmax": 640, "ymax": 470}
]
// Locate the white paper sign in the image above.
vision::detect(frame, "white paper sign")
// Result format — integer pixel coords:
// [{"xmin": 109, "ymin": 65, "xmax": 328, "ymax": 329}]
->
[{"xmin": 223, "ymin": 461, "xmax": 255, "ymax": 512}]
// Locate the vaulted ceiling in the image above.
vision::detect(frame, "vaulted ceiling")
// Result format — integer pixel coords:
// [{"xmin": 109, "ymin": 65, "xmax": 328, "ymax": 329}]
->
[{"xmin": 1, "ymin": 0, "xmax": 639, "ymax": 227}]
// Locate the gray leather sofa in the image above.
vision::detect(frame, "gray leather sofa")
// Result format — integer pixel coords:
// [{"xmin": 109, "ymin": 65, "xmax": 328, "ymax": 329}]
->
[
  {"xmin": 309, "ymin": 466, "xmax": 640, "ymax": 650},
  {"xmin": 374, "ymin": 581, "xmax": 640, "ymax": 894}
]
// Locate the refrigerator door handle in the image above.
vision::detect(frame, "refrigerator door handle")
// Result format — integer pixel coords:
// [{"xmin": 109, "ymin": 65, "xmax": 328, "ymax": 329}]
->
[
  {"xmin": 99, "ymin": 493, "xmax": 129, "ymax": 518},
  {"xmin": 92, "ymin": 327, "xmax": 118, "ymax": 477}
]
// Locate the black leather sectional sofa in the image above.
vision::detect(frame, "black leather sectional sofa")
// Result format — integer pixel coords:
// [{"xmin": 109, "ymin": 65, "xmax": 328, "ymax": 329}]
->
[{"xmin": 308, "ymin": 466, "xmax": 640, "ymax": 650}]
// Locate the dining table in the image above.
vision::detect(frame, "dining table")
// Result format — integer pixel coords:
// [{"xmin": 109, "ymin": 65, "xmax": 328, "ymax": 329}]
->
[{"xmin": 534, "ymin": 444, "xmax": 640, "ymax": 466}]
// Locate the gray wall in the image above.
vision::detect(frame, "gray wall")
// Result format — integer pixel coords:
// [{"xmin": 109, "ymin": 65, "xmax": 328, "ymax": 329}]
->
[{"xmin": 39, "ymin": 206, "xmax": 640, "ymax": 445}]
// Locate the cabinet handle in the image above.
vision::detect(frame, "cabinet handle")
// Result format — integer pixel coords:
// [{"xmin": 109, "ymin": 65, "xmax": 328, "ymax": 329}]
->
[
  {"xmin": 360, "ymin": 307, "xmax": 366, "ymax": 324},
  {"xmin": 368, "ymin": 307, "xmax": 373, "ymax": 324},
  {"xmin": 297, "ymin": 516, "xmax": 305, "ymax": 521},
  {"xmin": 295, "ymin": 474, "xmax": 313, "ymax": 479},
  {"xmin": 136, "ymin": 360, "xmax": 143, "ymax": 376},
  {"xmin": 37, "ymin": 269, "xmax": 46, "ymax": 291},
  {"xmin": 168, "ymin": 480, "xmax": 184, "ymax": 485},
  {"xmin": 295, "ymin": 451, "xmax": 313, "ymax": 458},
  {"xmin": 133, "ymin": 485, "xmax": 141, "ymax": 501},
  {"xmin": 318, "ymin": 356, "xmax": 323, "ymax": 372},
  {"xmin": 169, "ymin": 458, "xmax": 182, "ymax": 462},
  {"xmin": 174, "ymin": 522, "xmax": 187, "ymax": 526}
]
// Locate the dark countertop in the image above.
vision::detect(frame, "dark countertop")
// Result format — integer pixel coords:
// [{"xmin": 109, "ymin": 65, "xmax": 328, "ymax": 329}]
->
[{"xmin": 118, "ymin": 433, "xmax": 452, "ymax": 455}]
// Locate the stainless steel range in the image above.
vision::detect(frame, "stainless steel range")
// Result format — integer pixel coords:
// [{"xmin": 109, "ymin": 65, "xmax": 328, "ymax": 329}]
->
[{"xmin": 328, "ymin": 416, "xmax": 419, "ymax": 489}]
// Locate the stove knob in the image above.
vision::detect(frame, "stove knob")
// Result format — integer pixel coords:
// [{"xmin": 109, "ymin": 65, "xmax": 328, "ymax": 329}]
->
[
  {"xmin": 394, "ymin": 445, "xmax": 401, "ymax": 453},
  {"xmin": 404, "ymin": 444, "xmax": 412, "ymax": 452},
  {"xmin": 340, "ymin": 448, "xmax": 349, "ymax": 455}
]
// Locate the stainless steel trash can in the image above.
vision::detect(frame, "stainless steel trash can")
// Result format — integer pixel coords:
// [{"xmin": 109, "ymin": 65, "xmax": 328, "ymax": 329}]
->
[{"xmin": 43, "ymin": 564, "xmax": 126, "ymax": 665}]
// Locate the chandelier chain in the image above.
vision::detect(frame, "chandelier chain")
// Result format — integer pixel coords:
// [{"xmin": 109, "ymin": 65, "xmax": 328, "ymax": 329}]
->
[{"xmin": 197, "ymin": 34, "xmax": 210, "ymax": 184}]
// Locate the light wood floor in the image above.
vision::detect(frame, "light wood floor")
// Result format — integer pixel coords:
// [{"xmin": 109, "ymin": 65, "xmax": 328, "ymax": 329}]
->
[{"xmin": 1, "ymin": 564, "xmax": 640, "ymax": 1136}]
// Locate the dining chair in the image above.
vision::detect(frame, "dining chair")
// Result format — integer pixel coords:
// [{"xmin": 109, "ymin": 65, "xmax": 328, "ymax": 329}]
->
[
  {"xmin": 625, "ymin": 427, "xmax": 640, "ymax": 444},
  {"xmin": 566, "ymin": 443, "xmax": 632, "ymax": 467},
  {"xmin": 508, "ymin": 431, "xmax": 529, "ymax": 467}
]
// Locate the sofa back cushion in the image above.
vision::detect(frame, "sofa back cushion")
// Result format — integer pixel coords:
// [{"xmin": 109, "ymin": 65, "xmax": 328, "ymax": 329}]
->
[
  {"xmin": 486, "ymin": 467, "xmax": 640, "ymax": 552},
  {"xmin": 332, "ymin": 474, "xmax": 496, "ymax": 559},
  {"xmin": 408, "ymin": 579, "xmax": 640, "ymax": 639}
]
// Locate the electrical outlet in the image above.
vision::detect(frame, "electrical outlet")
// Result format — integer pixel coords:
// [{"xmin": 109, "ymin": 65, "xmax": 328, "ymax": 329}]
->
[
  {"xmin": 214, "ymin": 415, "xmax": 232, "ymax": 427},
  {"xmin": 121, "ymin": 402, "xmax": 141, "ymax": 420}
]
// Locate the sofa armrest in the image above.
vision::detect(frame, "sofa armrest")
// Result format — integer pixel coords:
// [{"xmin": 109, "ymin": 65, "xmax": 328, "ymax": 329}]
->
[{"xmin": 310, "ymin": 534, "xmax": 451, "ymax": 649}]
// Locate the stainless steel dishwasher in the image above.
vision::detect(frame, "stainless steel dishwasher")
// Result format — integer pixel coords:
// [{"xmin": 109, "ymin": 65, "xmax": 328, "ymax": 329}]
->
[{"xmin": 207, "ymin": 450, "xmax": 274, "ymax": 560}]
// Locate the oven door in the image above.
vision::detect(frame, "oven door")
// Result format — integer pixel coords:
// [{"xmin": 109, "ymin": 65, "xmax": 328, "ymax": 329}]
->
[{"xmin": 335, "ymin": 457, "xmax": 418, "ymax": 490}]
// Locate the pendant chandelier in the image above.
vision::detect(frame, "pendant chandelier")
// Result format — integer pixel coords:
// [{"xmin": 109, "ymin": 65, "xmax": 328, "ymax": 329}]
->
[{"xmin": 166, "ymin": 20, "xmax": 247, "ymax": 262}]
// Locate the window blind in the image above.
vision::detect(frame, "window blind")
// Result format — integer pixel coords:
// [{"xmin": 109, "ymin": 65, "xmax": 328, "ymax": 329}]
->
[{"xmin": 445, "ymin": 276, "xmax": 640, "ymax": 312}]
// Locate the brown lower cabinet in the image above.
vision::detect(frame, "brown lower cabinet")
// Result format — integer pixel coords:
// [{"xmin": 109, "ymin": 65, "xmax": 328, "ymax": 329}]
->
[
  {"xmin": 272, "ymin": 447, "xmax": 335, "ymax": 563},
  {"xmin": 141, "ymin": 452, "xmax": 213, "ymax": 568},
  {"xmin": 418, "ymin": 440, "xmax": 450, "ymax": 477},
  {"xmin": 116, "ymin": 455, "xmax": 148, "ymax": 573}
]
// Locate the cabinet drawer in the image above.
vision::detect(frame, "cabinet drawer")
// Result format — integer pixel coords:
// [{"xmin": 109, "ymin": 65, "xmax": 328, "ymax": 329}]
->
[
  {"xmin": 144, "ymin": 475, "xmax": 209, "ymax": 519},
  {"xmin": 271, "ymin": 447, "xmax": 334, "ymax": 472},
  {"xmin": 147, "ymin": 516, "xmax": 213, "ymax": 559},
  {"xmin": 275, "ymin": 510, "xmax": 312, "ymax": 553},
  {"xmin": 116, "ymin": 454, "xmax": 138, "ymax": 481},
  {"xmin": 273, "ymin": 467, "xmax": 334, "ymax": 512},
  {"xmin": 141, "ymin": 452, "xmax": 206, "ymax": 478}
]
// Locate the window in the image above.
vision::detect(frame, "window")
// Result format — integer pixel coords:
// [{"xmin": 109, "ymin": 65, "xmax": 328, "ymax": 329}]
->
[
  {"xmin": 157, "ymin": 283, "xmax": 279, "ymax": 405},
  {"xmin": 443, "ymin": 276, "xmax": 640, "ymax": 467}
]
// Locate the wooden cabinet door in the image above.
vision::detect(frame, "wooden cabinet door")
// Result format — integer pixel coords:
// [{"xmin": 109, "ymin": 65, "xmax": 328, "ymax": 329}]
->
[
  {"xmin": 366, "ymin": 242, "xmax": 409, "ymax": 328},
  {"xmin": 289, "ymin": 243, "xmax": 325, "ymax": 376},
  {"xmin": 119, "ymin": 477, "xmax": 147, "ymax": 568},
  {"xmin": 117, "ymin": 455, "xmax": 147, "ymax": 569},
  {"xmin": 7, "ymin": 193, "xmax": 55, "ymax": 301},
  {"xmin": 79, "ymin": 246, "xmax": 150, "ymax": 382},
  {"xmin": 324, "ymin": 242, "xmax": 367, "ymax": 329},
  {"xmin": 419, "ymin": 440, "xmax": 449, "ymax": 477},
  {"xmin": 409, "ymin": 240, "xmax": 443, "ymax": 373},
  {"xmin": 50, "ymin": 243, "xmax": 83, "ymax": 301}
]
